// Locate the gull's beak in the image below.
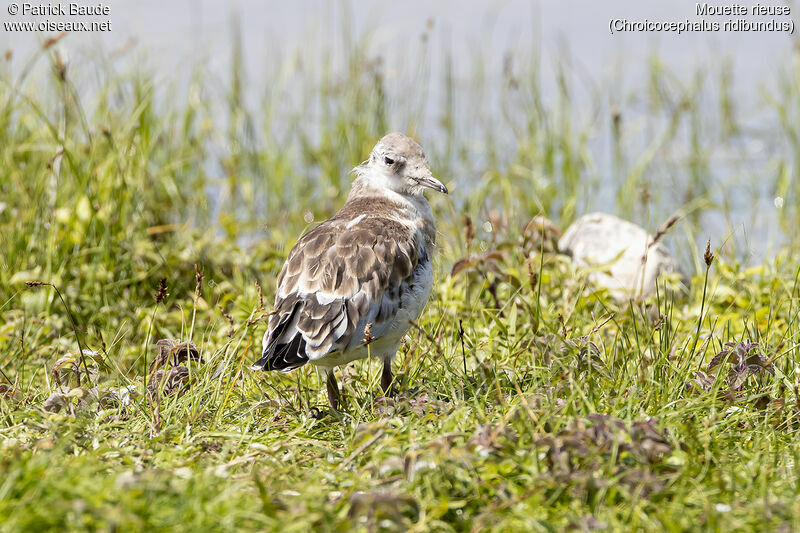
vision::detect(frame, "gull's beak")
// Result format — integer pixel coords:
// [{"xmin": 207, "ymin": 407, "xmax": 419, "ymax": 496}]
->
[{"xmin": 416, "ymin": 172, "xmax": 448, "ymax": 194}]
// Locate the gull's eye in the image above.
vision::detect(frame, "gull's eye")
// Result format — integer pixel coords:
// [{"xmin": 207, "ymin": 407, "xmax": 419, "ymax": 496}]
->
[{"xmin": 384, "ymin": 156, "xmax": 395, "ymax": 165}]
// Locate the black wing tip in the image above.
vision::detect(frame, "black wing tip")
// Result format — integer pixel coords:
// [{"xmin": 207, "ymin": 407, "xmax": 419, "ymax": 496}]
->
[
  {"xmin": 250, "ymin": 359, "xmax": 268, "ymax": 371},
  {"xmin": 250, "ymin": 357, "xmax": 306, "ymax": 372},
  {"xmin": 252, "ymin": 335, "xmax": 309, "ymax": 372}
]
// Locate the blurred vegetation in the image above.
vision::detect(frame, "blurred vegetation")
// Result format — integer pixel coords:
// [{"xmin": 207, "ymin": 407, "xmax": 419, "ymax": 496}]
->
[{"xmin": 0, "ymin": 24, "xmax": 800, "ymax": 531}]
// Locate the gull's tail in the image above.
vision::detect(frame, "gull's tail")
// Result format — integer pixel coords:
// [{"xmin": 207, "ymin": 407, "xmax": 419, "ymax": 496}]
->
[{"xmin": 252, "ymin": 302, "xmax": 309, "ymax": 372}]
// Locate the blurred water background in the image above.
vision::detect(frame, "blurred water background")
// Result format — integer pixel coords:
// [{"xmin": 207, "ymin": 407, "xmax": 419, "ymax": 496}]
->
[{"xmin": 2, "ymin": 0, "xmax": 798, "ymax": 267}]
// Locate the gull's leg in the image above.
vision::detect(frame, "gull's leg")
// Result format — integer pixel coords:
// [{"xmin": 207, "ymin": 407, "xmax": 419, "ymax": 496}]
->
[
  {"xmin": 326, "ymin": 370, "xmax": 341, "ymax": 411},
  {"xmin": 381, "ymin": 358, "xmax": 394, "ymax": 396}
]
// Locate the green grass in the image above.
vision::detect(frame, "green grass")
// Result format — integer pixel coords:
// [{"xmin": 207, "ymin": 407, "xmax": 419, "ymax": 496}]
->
[{"xmin": 1, "ymin": 31, "xmax": 800, "ymax": 532}]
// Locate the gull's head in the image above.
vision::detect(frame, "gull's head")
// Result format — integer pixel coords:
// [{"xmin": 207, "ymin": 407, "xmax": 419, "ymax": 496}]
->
[{"xmin": 355, "ymin": 132, "xmax": 447, "ymax": 197}]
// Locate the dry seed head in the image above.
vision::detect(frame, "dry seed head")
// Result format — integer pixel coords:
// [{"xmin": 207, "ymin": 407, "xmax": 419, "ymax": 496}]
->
[
  {"xmin": 363, "ymin": 322, "xmax": 374, "ymax": 345},
  {"xmin": 218, "ymin": 305, "xmax": 234, "ymax": 338},
  {"xmin": 611, "ymin": 105, "xmax": 622, "ymax": 128},
  {"xmin": 557, "ymin": 313, "xmax": 569, "ymax": 337},
  {"xmin": 53, "ymin": 45, "xmax": 68, "ymax": 81},
  {"xmin": 503, "ymin": 52, "xmax": 519, "ymax": 89},
  {"xmin": 255, "ymin": 280, "xmax": 264, "ymax": 310},
  {"xmin": 155, "ymin": 277, "xmax": 168, "ymax": 303},
  {"xmin": 43, "ymin": 32, "xmax": 67, "ymax": 49},
  {"xmin": 704, "ymin": 240, "xmax": 714, "ymax": 268},
  {"xmin": 25, "ymin": 280, "xmax": 49, "ymax": 287},
  {"xmin": 649, "ymin": 215, "xmax": 680, "ymax": 248},
  {"xmin": 527, "ymin": 259, "xmax": 539, "ymax": 290},
  {"xmin": 464, "ymin": 215, "xmax": 474, "ymax": 249},
  {"xmin": 194, "ymin": 264, "xmax": 204, "ymax": 298}
]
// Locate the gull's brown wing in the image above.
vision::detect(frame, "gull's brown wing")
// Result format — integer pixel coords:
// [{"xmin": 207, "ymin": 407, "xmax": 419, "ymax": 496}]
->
[{"xmin": 253, "ymin": 215, "xmax": 421, "ymax": 372}]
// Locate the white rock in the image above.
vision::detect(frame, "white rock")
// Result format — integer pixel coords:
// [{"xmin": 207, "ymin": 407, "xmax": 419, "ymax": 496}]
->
[{"xmin": 558, "ymin": 212, "xmax": 682, "ymax": 301}]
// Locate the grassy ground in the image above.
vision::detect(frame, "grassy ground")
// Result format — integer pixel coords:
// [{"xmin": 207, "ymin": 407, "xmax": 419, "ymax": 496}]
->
[{"xmin": 2, "ymin": 34, "xmax": 800, "ymax": 532}]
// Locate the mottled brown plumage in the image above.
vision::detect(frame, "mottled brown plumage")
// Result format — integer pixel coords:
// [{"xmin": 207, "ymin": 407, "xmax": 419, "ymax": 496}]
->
[
  {"xmin": 270, "ymin": 201, "xmax": 422, "ymax": 359},
  {"xmin": 252, "ymin": 133, "xmax": 447, "ymax": 410}
]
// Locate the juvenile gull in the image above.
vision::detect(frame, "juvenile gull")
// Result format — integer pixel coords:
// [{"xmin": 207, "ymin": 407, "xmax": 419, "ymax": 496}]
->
[{"xmin": 252, "ymin": 133, "xmax": 447, "ymax": 409}]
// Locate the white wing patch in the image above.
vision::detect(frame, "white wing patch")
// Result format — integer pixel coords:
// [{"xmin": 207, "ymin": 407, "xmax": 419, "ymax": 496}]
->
[{"xmin": 345, "ymin": 214, "xmax": 366, "ymax": 229}]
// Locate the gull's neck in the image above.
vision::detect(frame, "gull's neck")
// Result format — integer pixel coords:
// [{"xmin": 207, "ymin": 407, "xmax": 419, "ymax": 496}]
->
[
  {"xmin": 346, "ymin": 174, "xmax": 436, "ymax": 247},
  {"xmin": 347, "ymin": 172, "xmax": 428, "ymax": 214}
]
